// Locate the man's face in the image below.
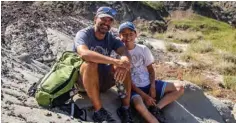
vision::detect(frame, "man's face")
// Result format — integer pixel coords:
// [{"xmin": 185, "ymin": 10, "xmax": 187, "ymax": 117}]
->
[
  {"xmin": 119, "ymin": 28, "xmax": 137, "ymax": 45},
  {"xmin": 95, "ymin": 17, "xmax": 113, "ymax": 34}
]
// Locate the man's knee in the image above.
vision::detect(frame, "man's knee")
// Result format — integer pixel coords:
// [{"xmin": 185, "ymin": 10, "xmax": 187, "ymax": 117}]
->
[
  {"xmin": 83, "ymin": 61, "xmax": 98, "ymax": 69},
  {"xmin": 80, "ymin": 62, "xmax": 98, "ymax": 73}
]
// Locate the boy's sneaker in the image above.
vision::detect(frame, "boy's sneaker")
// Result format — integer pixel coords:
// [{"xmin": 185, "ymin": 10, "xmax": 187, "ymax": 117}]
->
[
  {"xmin": 117, "ymin": 107, "xmax": 134, "ymax": 123},
  {"xmin": 148, "ymin": 106, "xmax": 166, "ymax": 123},
  {"xmin": 92, "ymin": 108, "xmax": 115, "ymax": 123}
]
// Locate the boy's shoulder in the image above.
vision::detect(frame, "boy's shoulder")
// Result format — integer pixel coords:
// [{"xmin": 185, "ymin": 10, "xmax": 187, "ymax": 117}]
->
[{"xmin": 135, "ymin": 43, "xmax": 149, "ymax": 50}]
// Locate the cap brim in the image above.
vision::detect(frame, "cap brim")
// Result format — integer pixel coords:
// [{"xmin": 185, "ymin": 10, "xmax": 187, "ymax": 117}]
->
[
  {"xmin": 97, "ymin": 14, "xmax": 114, "ymax": 19},
  {"xmin": 119, "ymin": 27, "xmax": 136, "ymax": 33}
]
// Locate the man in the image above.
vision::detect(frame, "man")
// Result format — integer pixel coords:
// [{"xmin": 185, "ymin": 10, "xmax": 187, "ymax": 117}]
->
[
  {"xmin": 118, "ymin": 21, "xmax": 184, "ymax": 123},
  {"xmin": 73, "ymin": 7, "xmax": 133, "ymax": 123}
]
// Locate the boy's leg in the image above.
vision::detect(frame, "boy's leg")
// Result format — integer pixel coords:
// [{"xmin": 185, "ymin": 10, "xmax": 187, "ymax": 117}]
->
[
  {"xmin": 132, "ymin": 95, "xmax": 159, "ymax": 123},
  {"xmin": 156, "ymin": 81, "xmax": 184, "ymax": 109}
]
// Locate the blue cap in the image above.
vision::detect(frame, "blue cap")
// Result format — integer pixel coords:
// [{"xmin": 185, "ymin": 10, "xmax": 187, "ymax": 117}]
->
[
  {"xmin": 118, "ymin": 21, "xmax": 136, "ymax": 33},
  {"xmin": 96, "ymin": 6, "xmax": 117, "ymax": 19}
]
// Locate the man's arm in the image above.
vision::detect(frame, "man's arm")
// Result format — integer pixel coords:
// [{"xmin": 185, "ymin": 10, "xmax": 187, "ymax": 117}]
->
[
  {"xmin": 115, "ymin": 46, "xmax": 131, "ymax": 62},
  {"xmin": 113, "ymin": 46, "xmax": 132, "ymax": 82},
  {"xmin": 77, "ymin": 45, "xmax": 120, "ymax": 65}
]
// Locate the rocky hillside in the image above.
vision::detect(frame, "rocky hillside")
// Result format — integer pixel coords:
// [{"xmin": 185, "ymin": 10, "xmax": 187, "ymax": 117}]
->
[
  {"xmin": 1, "ymin": 1, "xmax": 236, "ymax": 123},
  {"xmin": 162, "ymin": 1, "xmax": 236, "ymax": 27}
]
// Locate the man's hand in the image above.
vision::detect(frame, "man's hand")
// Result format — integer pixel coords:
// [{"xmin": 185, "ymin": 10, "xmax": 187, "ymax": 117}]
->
[
  {"xmin": 114, "ymin": 58, "xmax": 131, "ymax": 71},
  {"xmin": 114, "ymin": 67, "xmax": 128, "ymax": 82},
  {"xmin": 149, "ymin": 84, "xmax": 156, "ymax": 99},
  {"xmin": 144, "ymin": 94, "xmax": 157, "ymax": 107}
]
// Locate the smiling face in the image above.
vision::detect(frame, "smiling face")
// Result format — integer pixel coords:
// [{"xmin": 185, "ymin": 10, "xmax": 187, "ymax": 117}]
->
[
  {"xmin": 94, "ymin": 17, "xmax": 113, "ymax": 34},
  {"xmin": 119, "ymin": 28, "xmax": 137, "ymax": 49}
]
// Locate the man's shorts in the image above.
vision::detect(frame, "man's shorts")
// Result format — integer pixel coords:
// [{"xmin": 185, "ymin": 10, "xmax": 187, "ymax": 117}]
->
[
  {"xmin": 77, "ymin": 64, "xmax": 115, "ymax": 92},
  {"xmin": 98, "ymin": 64, "xmax": 116, "ymax": 92},
  {"xmin": 131, "ymin": 80, "xmax": 167, "ymax": 101}
]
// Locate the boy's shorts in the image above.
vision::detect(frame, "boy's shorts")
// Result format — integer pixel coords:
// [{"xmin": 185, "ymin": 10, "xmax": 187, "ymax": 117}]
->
[{"xmin": 131, "ymin": 80, "xmax": 167, "ymax": 101}]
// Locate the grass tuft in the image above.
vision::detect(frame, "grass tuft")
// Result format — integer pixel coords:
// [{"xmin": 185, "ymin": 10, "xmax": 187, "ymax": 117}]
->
[{"xmin": 224, "ymin": 76, "xmax": 236, "ymax": 92}]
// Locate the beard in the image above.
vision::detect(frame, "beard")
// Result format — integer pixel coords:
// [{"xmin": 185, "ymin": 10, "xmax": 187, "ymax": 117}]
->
[{"xmin": 97, "ymin": 23, "xmax": 111, "ymax": 34}]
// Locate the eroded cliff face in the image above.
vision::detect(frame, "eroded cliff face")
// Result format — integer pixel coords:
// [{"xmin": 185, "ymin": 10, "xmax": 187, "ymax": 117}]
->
[{"xmin": 163, "ymin": 1, "xmax": 236, "ymax": 27}]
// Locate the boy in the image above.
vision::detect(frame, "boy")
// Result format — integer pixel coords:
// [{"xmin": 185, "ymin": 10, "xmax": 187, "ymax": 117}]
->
[{"xmin": 118, "ymin": 22, "xmax": 184, "ymax": 123}]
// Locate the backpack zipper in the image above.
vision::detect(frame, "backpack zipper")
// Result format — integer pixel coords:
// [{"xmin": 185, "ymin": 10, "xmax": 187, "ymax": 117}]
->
[{"xmin": 50, "ymin": 67, "xmax": 76, "ymax": 94}]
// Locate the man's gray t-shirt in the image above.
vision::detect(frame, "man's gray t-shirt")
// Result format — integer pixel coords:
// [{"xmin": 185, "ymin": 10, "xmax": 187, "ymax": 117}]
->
[{"xmin": 73, "ymin": 26, "xmax": 124, "ymax": 56}]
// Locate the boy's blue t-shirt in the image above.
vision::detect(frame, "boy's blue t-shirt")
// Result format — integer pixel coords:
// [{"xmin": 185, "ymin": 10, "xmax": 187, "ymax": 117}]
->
[{"xmin": 73, "ymin": 26, "xmax": 123, "ymax": 56}]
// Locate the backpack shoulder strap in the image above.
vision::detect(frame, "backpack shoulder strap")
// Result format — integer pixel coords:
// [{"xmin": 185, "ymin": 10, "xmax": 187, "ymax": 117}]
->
[{"xmin": 28, "ymin": 77, "xmax": 43, "ymax": 97}]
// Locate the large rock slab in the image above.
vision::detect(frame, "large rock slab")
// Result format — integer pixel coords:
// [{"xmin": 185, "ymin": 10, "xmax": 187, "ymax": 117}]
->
[{"xmin": 74, "ymin": 80, "xmax": 233, "ymax": 123}]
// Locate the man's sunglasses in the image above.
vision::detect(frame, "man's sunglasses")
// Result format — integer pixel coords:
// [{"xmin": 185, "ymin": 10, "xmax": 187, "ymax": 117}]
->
[{"xmin": 101, "ymin": 7, "xmax": 117, "ymax": 16}]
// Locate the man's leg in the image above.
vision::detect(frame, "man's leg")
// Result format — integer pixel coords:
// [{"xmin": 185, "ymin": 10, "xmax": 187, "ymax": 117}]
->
[
  {"xmin": 79, "ymin": 61, "xmax": 101, "ymax": 111},
  {"xmin": 156, "ymin": 82, "xmax": 184, "ymax": 109},
  {"xmin": 132, "ymin": 95, "xmax": 159, "ymax": 123}
]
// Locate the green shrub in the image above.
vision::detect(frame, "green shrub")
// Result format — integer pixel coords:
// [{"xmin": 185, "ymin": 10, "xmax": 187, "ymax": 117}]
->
[
  {"xmin": 224, "ymin": 76, "xmax": 236, "ymax": 92},
  {"xmin": 142, "ymin": 1, "xmax": 164, "ymax": 10},
  {"xmin": 166, "ymin": 43, "xmax": 182, "ymax": 52},
  {"xmin": 216, "ymin": 60, "xmax": 236, "ymax": 75},
  {"xmin": 190, "ymin": 41, "xmax": 214, "ymax": 53}
]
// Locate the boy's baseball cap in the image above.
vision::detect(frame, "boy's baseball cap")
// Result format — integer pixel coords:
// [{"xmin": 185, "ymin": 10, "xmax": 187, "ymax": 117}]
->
[
  {"xmin": 96, "ymin": 6, "xmax": 117, "ymax": 19},
  {"xmin": 118, "ymin": 21, "xmax": 136, "ymax": 33}
]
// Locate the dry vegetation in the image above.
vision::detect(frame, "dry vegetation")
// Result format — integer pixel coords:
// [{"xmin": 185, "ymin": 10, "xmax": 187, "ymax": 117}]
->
[{"xmin": 153, "ymin": 62, "xmax": 236, "ymax": 102}]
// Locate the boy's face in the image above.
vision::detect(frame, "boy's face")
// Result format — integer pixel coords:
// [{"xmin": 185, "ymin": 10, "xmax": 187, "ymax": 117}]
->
[{"xmin": 119, "ymin": 28, "xmax": 137, "ymax": 45}]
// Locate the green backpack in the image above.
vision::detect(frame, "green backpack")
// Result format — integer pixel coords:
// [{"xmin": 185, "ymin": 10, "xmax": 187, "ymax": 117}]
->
[{"xmin": 28, "ymin": 51, "xmax": 83, "ymax": 107}]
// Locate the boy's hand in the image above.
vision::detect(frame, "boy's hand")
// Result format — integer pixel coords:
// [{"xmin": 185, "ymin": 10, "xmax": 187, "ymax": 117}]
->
[
  {"xmin": 149, "ymin": 84, "xmax": 156, "ymax": 99},
  {"xmin": 144, "ymin": 95, "xmax": 157, "ymax": 107}
]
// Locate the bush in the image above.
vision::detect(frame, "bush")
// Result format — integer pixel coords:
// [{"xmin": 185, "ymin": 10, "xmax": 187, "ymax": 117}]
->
[
  {"xmin": 190, "ymin": 41, "xmax": 214, "ymax": 53},
  {"xmin": 164, "ymin": 30, "xmax": 203, "ymax": 43},
  {"xmin": 216, "ymin": 60, "xmax": 236, "ymax": 75},
  {"xmin": 181, "ymin": 50, "xmax": 196, "ymax": 62},
  {"xmin": 142, "ymin": 1, "xmax": 164, "ymax": 10},
  {"xmin": 224, "ymin": 76, "xmax": 236, "ymax": 92},
  {"xmin": 166, "ymin": 43, "xmax": 182, "ymax": 53},
  {"xmin": 221, "ymin": 52, "xmax": 236, "ymax": 64}
]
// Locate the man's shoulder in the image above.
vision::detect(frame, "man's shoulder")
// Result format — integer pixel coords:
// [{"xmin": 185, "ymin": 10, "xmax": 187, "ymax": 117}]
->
[{"xmin": 77, "ymin": 26, "xmax": 93, "ymax": 34}]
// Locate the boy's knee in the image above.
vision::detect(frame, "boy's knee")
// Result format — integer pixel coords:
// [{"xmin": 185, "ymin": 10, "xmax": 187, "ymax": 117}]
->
[
  {"xmin": 132, "ymin": 95, "xmax": 144, "ymax": 105},
  {"xmin": 177, "ymin": 84, "xmax": 184, "ymax": 95}
]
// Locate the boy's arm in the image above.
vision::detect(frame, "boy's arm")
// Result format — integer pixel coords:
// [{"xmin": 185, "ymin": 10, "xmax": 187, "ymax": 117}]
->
[
  {"xmin": 131, "ymin": 83, "xmax": 149, "ymax": 99},
  {"xmin": 147, "ymin": 64, "xmax": 156, "ymax": 99},
  {"xmin": 147, "ymin": 64, "xmax": 156, "ymax": 87}
]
